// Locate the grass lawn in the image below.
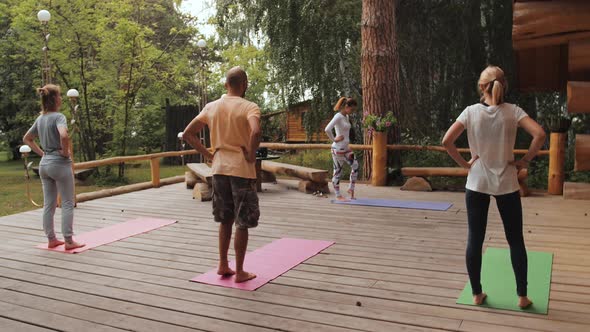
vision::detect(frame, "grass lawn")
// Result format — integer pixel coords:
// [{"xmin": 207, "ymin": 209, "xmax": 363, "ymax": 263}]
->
[{"xmin": 0, "ymin": 156, "xmax": 185, "ymax": 217}]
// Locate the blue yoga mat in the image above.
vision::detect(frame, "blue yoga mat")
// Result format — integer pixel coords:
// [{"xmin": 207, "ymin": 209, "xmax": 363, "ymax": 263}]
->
[{"xmin": 331, "ymin": 198, "xmax": 452, "ymax": 211}]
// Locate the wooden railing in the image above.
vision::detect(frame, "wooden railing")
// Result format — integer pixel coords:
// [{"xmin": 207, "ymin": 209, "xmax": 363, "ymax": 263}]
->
[
  {"xmin": 74, "ymin": 150, "xmax": 199, "ymax": 203},
  {"xmin": 73, "ymin": 139, "xmax": 555, "ymax": 203}
]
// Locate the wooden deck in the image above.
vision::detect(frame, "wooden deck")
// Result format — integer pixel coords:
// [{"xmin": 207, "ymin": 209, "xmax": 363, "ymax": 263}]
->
[{"xmin": 0, "ymin": 180, "xmax": 589, "ymax": 332}]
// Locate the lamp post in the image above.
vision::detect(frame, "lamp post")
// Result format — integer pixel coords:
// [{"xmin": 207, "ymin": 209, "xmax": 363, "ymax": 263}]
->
[
  {"xmin": 20, "ymin": 145, "xmax": 42, "ymax": 207},
  {"xmin": 197, "ymin": 39, "xmax": 207, "ymax": 163},
  {"xmin": 177, "ymin": 131, "xmax": 185, "ymax": 166},
  {"xmin": 66, "ymin": 89, "xmax": 82, "ymax": 160},
  {"xmin": 37, "ymin": 10, "xmax": 51, "ymax": 85}
]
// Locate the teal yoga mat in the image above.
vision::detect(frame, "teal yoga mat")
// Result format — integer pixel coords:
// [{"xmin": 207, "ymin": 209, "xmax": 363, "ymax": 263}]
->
[{"xmin": 456, "ymin": 247, "xmax": 553, "ymax": 314}]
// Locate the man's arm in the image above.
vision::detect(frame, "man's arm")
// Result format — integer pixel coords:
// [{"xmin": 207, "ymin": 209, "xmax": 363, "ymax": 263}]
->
[
  {"xmin": 183, "ymin": 117, "xmax": 214, "ymax": 160},
  {"xmin": 245, "ymin": 116, "xmax": 261, "ymax": 163}
]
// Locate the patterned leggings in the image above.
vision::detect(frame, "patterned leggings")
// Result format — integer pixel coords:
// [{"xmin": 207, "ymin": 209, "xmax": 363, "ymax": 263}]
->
[{"xmin": 331, "ymin": 149, "xmax": 359, "ymax": 196}]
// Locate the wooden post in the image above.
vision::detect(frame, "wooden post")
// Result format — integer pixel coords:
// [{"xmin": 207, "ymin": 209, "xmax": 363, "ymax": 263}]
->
[
  {"xmin": 548, "ymin": 132, "xmax": 566, "ymax": 195},
  {"xmin": 150, "ymin": 158, "xmax": 161, "ymax": 188},
  {"xmin": 371, "ymin": 131, "xmax": 387, "ymax": 186}
]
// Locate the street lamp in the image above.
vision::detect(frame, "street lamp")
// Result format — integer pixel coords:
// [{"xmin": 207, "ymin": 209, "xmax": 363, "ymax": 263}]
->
[
  {"xmin": 197, "ymin": 39, "xmax": 207, "ymax": 162},
  {"xmin": 67, "ymin": 89, "xmax": 82, "ymax": 160},
  {"xmin": 19, "ymin": 145, "xmax": 42, "ymax": 207},
  {"xmin": 177, "ymin": 132, "xmax": 185, "ymax": 166},
  {"xmin": 37, "ymin": 10, "xmax": 51, "ymax": 85}
]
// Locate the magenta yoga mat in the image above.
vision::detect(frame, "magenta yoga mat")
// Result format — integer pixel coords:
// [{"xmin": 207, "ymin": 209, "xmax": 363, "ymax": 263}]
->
[
  {"xmin": 190, "ymin": 238, "xmax": 334, "ymax": 291},
  {"xmin": 36, "ymin": 218, "xmax": 177, "ymax": 254}
]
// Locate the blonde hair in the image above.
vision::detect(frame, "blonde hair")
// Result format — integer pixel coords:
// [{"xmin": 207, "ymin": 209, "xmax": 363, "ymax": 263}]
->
[
  {"xmin": 37, "ymin": 84, "xmax": 61, "ymax": 114},
  {"xmin": 333, "ymin": 97, "xmax": 357, "ymax": 111},
  {"xmin": 478, "ymin": 66, "xmax": 507, "ymax": 106}
]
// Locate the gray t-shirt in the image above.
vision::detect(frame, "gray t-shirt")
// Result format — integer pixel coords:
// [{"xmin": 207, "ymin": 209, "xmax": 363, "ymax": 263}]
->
[{"xmin": 26, "ymin": 112, "xmax": 69, "ymax": 161}]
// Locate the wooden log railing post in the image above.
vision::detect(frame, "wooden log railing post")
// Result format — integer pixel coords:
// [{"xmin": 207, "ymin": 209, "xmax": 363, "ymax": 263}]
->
[
  {"xmin": 371, "ymin": 132, "xmax": 387, "ymax": 186},
  {"xmin": 150, "ymin": 158, "xmax": 161, "ymax": 188},
  {"xmin": 548, "ymin": 132, "xmax": 567, "ymax": 195}
]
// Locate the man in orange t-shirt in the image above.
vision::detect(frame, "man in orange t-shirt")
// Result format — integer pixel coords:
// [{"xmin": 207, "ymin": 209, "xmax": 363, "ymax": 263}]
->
[{"xmin": 183, "ymin": 67, "xmax": 261, "ymax": 283}]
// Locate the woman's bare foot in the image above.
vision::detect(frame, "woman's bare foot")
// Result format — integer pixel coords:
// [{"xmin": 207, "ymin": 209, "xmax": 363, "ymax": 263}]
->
[
  {"xmin": 347, "ymin": 189, "xmax": 356, "ymax": 200},
  {"xmin": 47, "ymin": 239, "xmax": 64, "ymax": 248},
  {"xmin": 217, "ymin": 264, "xmax": 236, "ymax": 276},
  {"xmin": 335, "ymin": 195, "xmax": 348, "ymax": 201},
  {"xmin": 64, "ymin": 241, "xmax": 85, "ymax": 250},
  {"xmin": 235, "ymin": 271, "xmax": 256, "ymax": 283},
  {"xmin": 518, "ymin": 296, "xmax": 533, "ymax": 308},
  {"xmin": 473, "ymin": 292, "xmax": 487, "ymax": 305}
]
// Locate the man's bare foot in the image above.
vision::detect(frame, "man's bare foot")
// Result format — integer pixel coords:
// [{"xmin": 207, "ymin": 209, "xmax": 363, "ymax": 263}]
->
[
  {"xmin": 235, "ymin": 271, "xmax": 256, "ymax": 283},
  {"xmin": 473, "ymin": 292, "xmax": 487, "ymax": 305},
  {"xmin": 518, "ymin": 296, "xmax": 533, "ymax": 308},
  {"xmin": 64, "ymin": 241, "xmax": 85, "ymax": 250},
  {"xmin": 217, "ymin": 265, "xmax": 236, "ymax": 276},
  {"xmin": 48, "ymin": 239, "xmax": 64, "ymax": 248},
  {"xmin": 335, "ymin": 195, "xmax": 348, "ymax": 201}
]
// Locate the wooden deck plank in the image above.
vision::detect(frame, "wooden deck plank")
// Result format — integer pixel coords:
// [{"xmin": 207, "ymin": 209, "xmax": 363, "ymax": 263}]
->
[{"xmin": 0, "ymin": 181, "xmax": 589, "ymax": 331}]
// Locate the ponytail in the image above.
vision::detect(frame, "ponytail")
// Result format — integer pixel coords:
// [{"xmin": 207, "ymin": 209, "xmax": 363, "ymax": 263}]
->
[
  {"xmin": 491, "ymin": 80, "xmax": 504, "ymax": 105},
  {"xmin": 333, "ymin": 97, "xmax": 347, "ymax": 111}
]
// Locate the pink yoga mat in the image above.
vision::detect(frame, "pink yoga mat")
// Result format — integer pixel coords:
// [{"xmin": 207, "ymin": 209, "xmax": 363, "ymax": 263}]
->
[
  {"xmin": 36, "ymin": 218, "xmax": 177, "ymax": 254},
  {"xmin": 191, "ymin": 238, "xmax": 334, "ymax": 291}
]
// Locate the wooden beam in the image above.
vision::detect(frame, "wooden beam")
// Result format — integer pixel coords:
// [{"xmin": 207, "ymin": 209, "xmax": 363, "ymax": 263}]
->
[
  {"xmin": 150, "ymin": 158, "xmax": 160, "ymax": 188},
  {"xmin": 402, "ymin": 167, "xmax": 468, "ymax": 177},
  {"xmin": 569, "ymin": 39, "xmax": 590, "ymax": 81},
  {"xmin": 564, "ymin": 182, "xmax": 590, "ymax": 200},
  {"xmin": 74, "ymin": 150, "xmax": 199, "ymax": 170},
  {"xmin": 575, "ymin": 134, "xmax": 590, "ymax": 171},
  {"xmin": 371, "ymin": 132, "xmax": 387, "ymax": 186},
  {"xmin": 186, "ymin": 163, "xmax": 213, "ymax": 184},
  {"xmin": 261, "ymin": 161, "xmax": 328, "ymax": 183},
  {"xmin": 548, "ymin": 132, "xmax": 567, "ymax": 195},
  {"xmin": 567, "ymin": 81, "xmax": 590, "ymax": 114},
  {"xmin": 513, "ymin": 1, "xmax": 590, "ymax": 50},
  {"xmin": 515, "ymin": 45, "xmax": 568, "ymax": 92}
]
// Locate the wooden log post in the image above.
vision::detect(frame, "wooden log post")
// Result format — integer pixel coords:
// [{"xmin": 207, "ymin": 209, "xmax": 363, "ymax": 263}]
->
[
  {"xmin": 575, "ymin": 134, "xmax": 590, "ymax": 171},
  {"xmin": 150, "ymin": 158, "xmax": 161, "ymax": 188},
  {"xmin": 371, "ymin": 132, "xmax": 387, "ymax": 186},
  {"xmin": 548, "ymin": 132, "xmax": 567, "ymax": 195}
]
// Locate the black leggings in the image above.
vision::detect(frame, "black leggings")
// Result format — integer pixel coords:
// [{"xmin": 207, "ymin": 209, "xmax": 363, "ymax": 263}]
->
[{"xmin": 465, "ymin": 189, "xmax": 528, "ymax": 296}]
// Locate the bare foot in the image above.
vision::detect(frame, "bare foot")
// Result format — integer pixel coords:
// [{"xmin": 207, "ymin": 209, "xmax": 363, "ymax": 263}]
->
[
  {"xmin": 336, "ymin": 195, "xmax": 348, "ymax": 201},
  {"xmin": 235, "ymin": 271, "xmax": 256, "ymax": 283},
  {"xmin": 473, "ymin": 292, "xmax": 487, "ymax": 305},
  {"xmin": 48, "ymin": 239, "xmax": 64, "ymax": 248},
  {"xmin": 217, "ymin": 264, "xmax": 236, "ymax": 276},
  {"xmin": 64, "ymin": 241, "xmax": 85, "ymax": 250},
  {"xmin": 347, "ymin": 189, "xmax": 356, "ymax": 200},
  {"xmin": 518, "ymin": 296, "xmax": 533, "ymax": 309}
]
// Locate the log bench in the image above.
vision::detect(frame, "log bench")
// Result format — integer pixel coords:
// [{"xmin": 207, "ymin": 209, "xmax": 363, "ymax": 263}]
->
[
  {"xmin": 261, "ymin": 161, "xmax": 330, "ymax": 194},
  {"xmin": 401, "ymin": 167, "xmax": 530, "ymax": 197},
  {"xmin": 186, "ymin": 163, "xmax": 213, "ymax": 201}
]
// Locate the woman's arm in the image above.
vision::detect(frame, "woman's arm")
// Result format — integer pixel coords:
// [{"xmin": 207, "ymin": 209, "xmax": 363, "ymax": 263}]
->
[
  {"xmin": 442, "ymin": 121, "xmax": 477, "ymax": 169},
  {"xmin": 324, "ymin": 114, "xmax": 343, "ymax": 142},
  {"xmin": 510, "ymin": 117, "xmax": 546, "ymax": 169},
  {"xmin": 57, "ymin": 127, "xmax": 71, "ymax": 158},
  {"xmin": 22, "ymin": 132, "xmax": 44, "ymax": 157}
]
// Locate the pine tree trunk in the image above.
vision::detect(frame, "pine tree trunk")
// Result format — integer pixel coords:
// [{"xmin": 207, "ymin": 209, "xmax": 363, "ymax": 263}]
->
[{"xmin": 361, "ymin": 0, "xmax": 401, "ymax": 181}]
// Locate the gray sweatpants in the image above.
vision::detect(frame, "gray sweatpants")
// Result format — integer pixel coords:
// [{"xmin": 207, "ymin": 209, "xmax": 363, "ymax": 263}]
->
[{"xmin": 39, "ymin": 159, "xmax": 74, "ymax": 240}]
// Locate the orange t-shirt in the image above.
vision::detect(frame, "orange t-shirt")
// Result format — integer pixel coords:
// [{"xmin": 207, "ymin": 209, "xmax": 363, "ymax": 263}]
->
[{"xmin": 196, "ymin": 95, "xmax": 261, "ymax": 179}]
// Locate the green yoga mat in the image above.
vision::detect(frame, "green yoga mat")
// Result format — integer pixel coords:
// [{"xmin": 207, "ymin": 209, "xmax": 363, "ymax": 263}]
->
[{"xmin": 457, "ymin": 247, "xmax": 553, "ymax": 314}]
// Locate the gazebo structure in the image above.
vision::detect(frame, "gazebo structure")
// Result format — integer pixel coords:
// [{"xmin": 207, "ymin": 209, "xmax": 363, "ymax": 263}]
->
[{"xmin": 513, "ymin": 0, "xmax": 590, "ymax": 198}]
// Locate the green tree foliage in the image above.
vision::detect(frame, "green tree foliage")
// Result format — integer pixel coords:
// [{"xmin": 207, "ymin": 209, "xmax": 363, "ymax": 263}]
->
[
  {"xmin": 1, "ymin": 0, "xmax": 203, "ymax": 165},
  {"xmin": 215, "ymin": 0, "xmax": 362, "ymax": 138}
]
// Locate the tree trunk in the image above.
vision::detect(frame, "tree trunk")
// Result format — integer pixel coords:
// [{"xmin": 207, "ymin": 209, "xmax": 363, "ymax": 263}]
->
[{"xmin": 361, "ymin": 0, "xmax": 400, "ymax": 181}]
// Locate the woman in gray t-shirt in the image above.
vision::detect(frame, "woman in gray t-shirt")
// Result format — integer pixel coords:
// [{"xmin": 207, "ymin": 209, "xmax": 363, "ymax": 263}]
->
[{"xmin": 23, "ymin": 84, "xmax": 85, "ymax": 250}]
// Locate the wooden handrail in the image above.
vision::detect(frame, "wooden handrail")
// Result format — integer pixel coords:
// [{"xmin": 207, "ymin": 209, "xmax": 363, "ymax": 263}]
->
[
  {"xmin": 73, "ymin": 150, "xmax": 199, "ymax": 170},
  {"xmin": 259, "ymin": 142, "xmax": 549, "ymax": 156}
]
